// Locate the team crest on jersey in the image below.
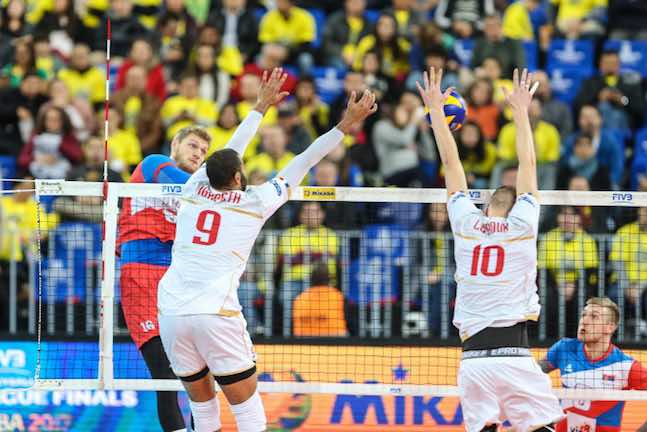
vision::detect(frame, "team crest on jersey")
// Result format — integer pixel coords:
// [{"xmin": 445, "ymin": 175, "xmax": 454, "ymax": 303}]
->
[
  {"xmin": 271, "ymin": 180, "xmax": 282, "ymax": 196},
  {"xmin": 518, "ymin": 194, "xmax": 536, "ymax": 207}
]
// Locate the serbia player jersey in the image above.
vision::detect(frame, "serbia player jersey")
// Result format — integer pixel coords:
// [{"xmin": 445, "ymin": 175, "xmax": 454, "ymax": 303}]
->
[
  {"xmin": 117, "ymin": 155, "xmax": 190, "ymax": 266},
  {"xmin": 447, "ymin": 191, "xmax": 542, "ymax": 341},
  {"xmin": 547, "ymin": 338, "xmax": 647, "ymax": 432},
  {"xmin": 158, "ymin": 166, "xmax": 289, "ymax": 316}
]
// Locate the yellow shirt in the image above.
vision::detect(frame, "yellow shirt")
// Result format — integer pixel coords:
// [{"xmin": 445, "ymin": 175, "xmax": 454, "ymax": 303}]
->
[
  {"xmin": 538, "ymin": 228, "xmax": 598, "ymax": 283},
  {"xmin": 299, "ymin": 103, "xmax": 329, "ymax": 140},
  {"xmin": 236, "ymin": 102, "xmax": 278, "ymax": 160},
  {"xmin": 502, "ymin": 2, "xmax": 534, "ymax": 41},
  {"xmin": 278, "ymin": 225, "xmax": 338, "ymax": 283},
  {"xmin": 206, "ymin": 126, "xmax": 236, "ymax": 156},
  {"xmin": 551, "ymin": 0, "xmax": 607, "ymax": 21},
  {"xmin": 353, "ymin": 35, "xmax": 411, "ymax": 77},
  {"xmin": 58, "ymin": 67, "xmax": 106, "ymax": 105},
  {"xmin": 610, "ymin": 223, "xmax": 647, "ymax": 286},
  {"xmin": 109, "ymin": 129, "xmax": 143, "ymax": 178},
  {"xmin": 161, "ymin": 96, "xmax": 218, "ymax": 140},
  {"xmin": 497, "ymin": 120, "xmax": 561, "ymax": 163},
  {"xmin": 82, "ymin": 0, "xmax": 109, "ymax": 28},
  {"xmin": 461, "ymin": 142, "xmax": 498, "ymax": 177},
  {"xmin": 246, "ymin": 152, "xmax": 295, "ymax": 179},
  {"xmin": 259, "ymin": 7, "xmax": 316, "ymax": 46},
  {"xmin": 0, "ymin": 197, "xmax": 58, "ymax": 261},
  {"xmin": 135, "ymin": 0, "xmax": 162, "ymax": 29},
  {"xmin": 217, "ymin": 46, "xmax": 244, "ymax": 76}
]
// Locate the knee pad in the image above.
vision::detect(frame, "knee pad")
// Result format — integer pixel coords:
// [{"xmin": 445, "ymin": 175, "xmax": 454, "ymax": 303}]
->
[
  {"xmin": 230, "ymin": 390, "xmax": 266, "ymax": 432},
  {"xmin": 189, "ymin": 397, "xmax": 221, "ymax": 432},
  {"xmin": 480, "ymin": 424, "xmax": 498, "ymax": 432},
  {"xmin": 533, "ymin": 425, "xmax": 555, "ymax": 432}
]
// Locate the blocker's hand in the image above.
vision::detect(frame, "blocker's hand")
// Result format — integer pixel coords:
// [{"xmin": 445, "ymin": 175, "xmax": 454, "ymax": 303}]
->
[
  {"xmin": 337, "ymin": 89, "xmax": 378, "ymax": 134},
  {"xmin": 501, "ymin": 68, "xmax": 539, "ymax": 114},
  {"xmin": 255, "ymin": 68, "xmax": 290, "ymax": 113},
  {"xmin": 416, "ymin": 67, "xmax": 454, "ymax": 115}
]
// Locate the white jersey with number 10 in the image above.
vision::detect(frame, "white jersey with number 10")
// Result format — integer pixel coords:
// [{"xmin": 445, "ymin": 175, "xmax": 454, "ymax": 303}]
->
[
  {"xmin": 158, "ymin": 166, "xmax": 289, "ymax": 317},
  {"xmin": 447, "ymin": 192, "xmax": 541, "ymax": 341}
]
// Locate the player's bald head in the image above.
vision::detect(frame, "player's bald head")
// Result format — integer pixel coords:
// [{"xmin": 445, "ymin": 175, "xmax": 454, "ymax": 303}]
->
[{"xmin": 487, "ymin": 186, "xmax": 516, "ymax": 217}]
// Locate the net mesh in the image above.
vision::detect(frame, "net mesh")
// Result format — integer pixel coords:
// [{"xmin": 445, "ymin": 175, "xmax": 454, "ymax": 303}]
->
[{"xmin": 18, "ymin": 181, "xmax": 647, "ymax": 429}]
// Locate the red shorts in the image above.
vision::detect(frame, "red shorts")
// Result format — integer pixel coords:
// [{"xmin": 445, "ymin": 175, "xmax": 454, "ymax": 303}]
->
[{"xmin": 120, "ymin": 263, "xmax": 167, "ymax": 349}]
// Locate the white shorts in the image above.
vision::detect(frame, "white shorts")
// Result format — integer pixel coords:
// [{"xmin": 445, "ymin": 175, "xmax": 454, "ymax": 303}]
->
[
  {"xmin": 458, "ymin": 356, "xmax": 564, "ymax": 432},
  {"xmin": 159, "ymin": 313, "xmax": 256, "ymax": 378}
]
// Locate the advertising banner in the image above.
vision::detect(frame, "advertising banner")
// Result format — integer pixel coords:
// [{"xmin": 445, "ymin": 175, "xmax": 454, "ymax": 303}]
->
[{"xmin": 0, "ymin": 342, "xmax": 646, "ymax": 431}]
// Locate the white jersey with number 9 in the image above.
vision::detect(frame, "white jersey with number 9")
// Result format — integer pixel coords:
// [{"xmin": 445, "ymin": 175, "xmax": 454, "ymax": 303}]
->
[{"xmin": 447, "ymin": 191, "xmax": 541, "ymax": 341}]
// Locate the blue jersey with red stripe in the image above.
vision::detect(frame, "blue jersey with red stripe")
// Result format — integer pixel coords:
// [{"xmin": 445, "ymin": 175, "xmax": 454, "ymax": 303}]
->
[
  {"xmin": 547, "ymin": 338, "xmax": 647, "ymax": 432},
  {"xmin": 117, "ymin": 155, "xmax": 191, "ymax": 266}
]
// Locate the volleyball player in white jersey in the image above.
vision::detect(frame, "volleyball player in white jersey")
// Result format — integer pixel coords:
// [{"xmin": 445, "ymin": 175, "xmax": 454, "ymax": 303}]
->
[
  {"xmin": 157, "ymin": 90, "xmax": 377, "ymax": 432},
  {"xmin": 417, "ymin": 68, "xmax": 564, "ymax": 431}
]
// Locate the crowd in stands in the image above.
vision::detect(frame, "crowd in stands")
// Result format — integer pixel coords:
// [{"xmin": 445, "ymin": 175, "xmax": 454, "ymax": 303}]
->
[{"xmin": 2, "ymin": 0, "xmax": 647, "ymax": 338}]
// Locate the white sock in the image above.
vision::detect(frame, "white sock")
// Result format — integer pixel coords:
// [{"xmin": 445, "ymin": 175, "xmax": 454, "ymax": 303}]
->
[
  {"xmin": 189, "ymin": 397, "xmax": 221, "ymax": 432},
  {"xmin": 171, "ymin": 429, "xmax": 187, "ymax": 432},
  {"xmin": 230, "ymin": 391, "xmax": 267, "ymax": 432}
]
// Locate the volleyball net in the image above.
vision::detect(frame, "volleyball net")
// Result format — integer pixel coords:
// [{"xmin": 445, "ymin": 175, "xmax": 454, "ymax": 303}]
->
[{"xmin": 13, "ymin": 180, "xmax": 647, "ymax": 406}]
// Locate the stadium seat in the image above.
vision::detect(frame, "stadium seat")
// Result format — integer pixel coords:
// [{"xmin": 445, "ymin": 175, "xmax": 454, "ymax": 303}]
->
[
  {"xmin": 523, "ymin": 40, "xmax": 538, "ymax": 71},
  {"xmin": 311, "ymin": 66, "xmax": 346, "ymax": 105},
  {"xmin": 347, "ymin": 224, "xmax": 409, "ymax": 305},
  {"xmin": 548, "ymin": 68, "xmax": 586, "ymax": 103},
  {"xmin": 42, "ymin": 223, "xmax": 102, "ymax": 303},
  {"xmin": 307, "ymin": 8, "xmax": 326, "ymax": 49},
  {"xmin": 631, "ymin": 127, "xmax": 647, "ymax": 189},
  {"xmin": 603, "ymin": 40, "xmax": 647, "ymax": 77},
  {"xmin": 0, "ymin": 156, "xmax": 16, "ymax": 190},
  {"xmin": 546, "ymin": 39, "xmax": 595, "ymax": 76},
  {"xmin": 364, "ymin": 9, "xmax": 380, "ymax": 23},
  {"xmin": 453, "ymin": 38, "xmax": 474, "ymax": 67}
]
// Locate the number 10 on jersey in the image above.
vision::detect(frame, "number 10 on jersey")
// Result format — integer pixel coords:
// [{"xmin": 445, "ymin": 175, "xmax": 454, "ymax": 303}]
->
[{"xmin": 470, "ymin": 245, "xmax": 505, "ymax": 277}]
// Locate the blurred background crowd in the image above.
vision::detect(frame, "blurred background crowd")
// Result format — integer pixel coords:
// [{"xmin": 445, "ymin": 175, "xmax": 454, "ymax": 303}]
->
[{"xmin": 2, "ymin": 0, "xmax": 647, "ymax": 340}]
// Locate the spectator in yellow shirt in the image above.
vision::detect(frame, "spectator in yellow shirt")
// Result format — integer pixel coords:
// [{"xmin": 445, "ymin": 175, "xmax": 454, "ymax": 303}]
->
[
  {"xmin": 502, "ymin": 0, "xmax": 543, "ymax": 41},
  {"xmin": 295, "ymin": 77, "xmax": 330, "ymax": 140},
  {"xmin": 539, "ymin": 206, "xmax": 599, "ymax": 336},
  {"xmin": 278, "ymin": 202, "xmax": 339, "ymax": 333},
  {"xmin": 236, "ymin": 73, "xmax": 278, "ymax": 159},
  {"xmin": 107, "ymin": 108, "xmax": 142, "ymax": 179},
  {"xmin": 609, "ymin": 207, "xmax": 647, "ymax": 322},
  {"xmin": 58, "ymin": 44, "xmax": 106, "ymax": 109},
  {"xmin": 354, "ymin": 13, "xmax": 411, "ymax": 78},
  {"xmin": 456, "ymin": 121, "xmax": 497, "ymax": 189},
  {"xmin": 160, "ymin": 72, "xmax": 218, "ymax": 142},
  {"xmin": 207, "ymin": 103, "xmax": 239, "ymax": 156},
  {"xmin": 246, "ymin": 125, "xmax": 295, "ymax": 179},
  {"xmin": 259, "ymin": 0, "xmax": 316, "ymax": 73},
  {"xmin": 550, "ymin": 0, "xmax": 607, "ymax": 38},
  {"xmin": 496, "ymin": 99, "xmax": 560, "ymax": 190},
  {"xmin": 322, "ymin": 0, "xmax": 372, "ymax": 68}
]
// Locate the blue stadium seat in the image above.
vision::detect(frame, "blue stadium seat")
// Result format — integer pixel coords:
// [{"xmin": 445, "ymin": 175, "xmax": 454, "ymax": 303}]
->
[
  {"xmin": 603, "ymin": 40, "xmax": 647, "ymax": 77},
  {"xmin": 0, "ymin": 156, "xmax": 16, "ymax": 190},
  {"xmin": 453, "ymin": 38, "xmax": 474, "ymax": 67},
  {"xmin": 546, "ymin": 39, "xmax": 595, "ymax": 76},
  {"xmin": 254, "ymin": 7, "xmax": 267, "ymax": 23},
  {"xmin": 307, "ymin": 8, "xmax": 326, "ymax": 49},
  {"xmin": 523, "ymin": 40, "xmax": 538, "ymax": 71},
  {"xmin": 347, "ymin": 224, "xmax": 409, "ymax": 305},
  {"xmin": 41, "ymin": 223, "xmax": 102, "ymax": 303},
  {"xmin": 311, "ymin": 66, "xmax": 346, "ymax": 105},
  {"xmin": 364, "ymin": 9, "xmax": 380, "ymax": 23},
  {"xmin": 630, "ymin": 127, "xmax": 647, "ymax": 189},
  {"xmin": 548, "ymin": 69, "xmax": 586, "ymax": 103}
]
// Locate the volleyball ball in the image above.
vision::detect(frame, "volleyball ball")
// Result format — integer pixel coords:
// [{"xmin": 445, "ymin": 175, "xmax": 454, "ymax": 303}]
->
[{"xmin": 426, "ymin": 89, "xmax": 468, "ymax": 132}]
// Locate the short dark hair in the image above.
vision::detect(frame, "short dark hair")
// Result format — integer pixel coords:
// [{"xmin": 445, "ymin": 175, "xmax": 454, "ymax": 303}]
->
[
  {"xmin": 206, "ymin": 148, "xmax": 242, "ymax": 189},
  {"xmin": 310, "ymin": 263, "xmax": 330, "ymax": 287}
]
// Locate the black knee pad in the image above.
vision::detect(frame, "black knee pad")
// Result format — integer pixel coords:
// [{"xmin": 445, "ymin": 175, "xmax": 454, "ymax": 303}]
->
[
  {"xmin": 480, "ymin": 425, "xmax": 498, "ymax": 432},
  {"xmin": 214, "ymin": 365, "xmax": 256, "ymax": 386}
]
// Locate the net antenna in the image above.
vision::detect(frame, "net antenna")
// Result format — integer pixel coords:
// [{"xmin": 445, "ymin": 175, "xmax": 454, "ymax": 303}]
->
[{"xmin": 98, "ymin": 17, "xmax": 113, "ymax": 390}]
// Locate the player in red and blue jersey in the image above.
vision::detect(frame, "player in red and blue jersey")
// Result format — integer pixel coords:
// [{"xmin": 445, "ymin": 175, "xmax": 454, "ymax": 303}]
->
[
  {"xmin": 540, "ymin": 297, "xmax": 647, "ymax": 432},
  {"xmin": 117, "ymin": 125, "xmax": 211, "ymax": 432},
  {"xmin": 117, "ymin": 68, "xmax": 289, "ymax": 432}
]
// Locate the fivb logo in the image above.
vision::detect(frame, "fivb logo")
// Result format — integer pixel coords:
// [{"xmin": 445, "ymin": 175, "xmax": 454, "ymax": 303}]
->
[
  {"xmin": 612, "ymin": 192, "xmax": 633, "ymax": 203},
  {"xmin": 0, "ymin": 349, "xmax": 26, "ymax": 369},
  {"xmin": 161, "ymin": 184, "xmax": 182, "ymax": 195}
]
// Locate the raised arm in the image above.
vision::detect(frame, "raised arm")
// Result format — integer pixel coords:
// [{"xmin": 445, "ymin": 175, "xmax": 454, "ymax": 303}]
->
[
  {"xmin": 225, "ymin": 68, "xmax": 289, "ymax": 156},
  {"xmin": 416, "ymin": 67, "xmax": 468, "ymax": 196},
  {"xmin": 502, "ymin": 68, "xmax": 539, "ymax": 197},
  {"xmin": 279, "ymin": 90, "xmax": 378, "ymax": 187}
]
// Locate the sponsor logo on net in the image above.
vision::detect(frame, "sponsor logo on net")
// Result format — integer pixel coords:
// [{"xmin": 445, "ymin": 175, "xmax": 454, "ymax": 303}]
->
[
  {"xmin": 303, "ymin": 187, "xmax": 336, "ymax": 201},
  {"xmin": 611, "ymin": 192, "xmax": 633, "ymax": 203},
  {"xmin": 0, "ymin": 349, "xmax": 32, "ymax": 388}
]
